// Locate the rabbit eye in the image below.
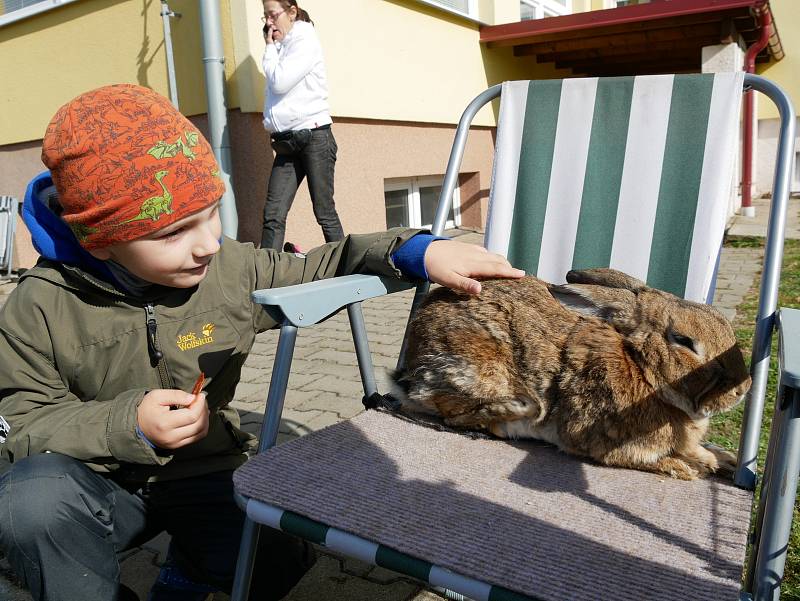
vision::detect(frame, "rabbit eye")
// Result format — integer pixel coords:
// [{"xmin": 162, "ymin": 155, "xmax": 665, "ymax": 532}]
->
[{"xmin": 669, "ymin": 331, "xmax": 697, "ymax": 353}]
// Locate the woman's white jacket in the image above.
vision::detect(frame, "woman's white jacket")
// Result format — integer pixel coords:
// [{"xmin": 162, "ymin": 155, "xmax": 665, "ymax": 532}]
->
[{"xmin": 261, "ymin": 20, "xmax": 332, "ymax": 134}]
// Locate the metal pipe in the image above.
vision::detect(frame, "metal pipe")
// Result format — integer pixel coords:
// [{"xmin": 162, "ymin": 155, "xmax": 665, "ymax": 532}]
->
[
  {"xmin": 432, "ymin": 85, "xmax": 501, "ymax": 236},
  {"xmin": 347, "ymin": 303, "xmax": 378, "ymax": 398},
  {"xmin": 735, "ymin": 73, "xmax": 796, "ymax": 489},
  {"xmin": 198, "ymin": 0, "xmax": 238, "ymax": 239},
  {"xmin": 230, "ymin": 321, "xmax": 299, "ymax": 600},
  {"xmin": 741, "ymin": 3, "xmax": 771, "ymax": 215},
  {"xmin": 160, "ymin": 1, "xmax": 180, "ymax": 108}
]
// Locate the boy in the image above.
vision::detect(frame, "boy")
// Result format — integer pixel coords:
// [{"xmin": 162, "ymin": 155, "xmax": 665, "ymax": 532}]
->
[{"xmin": 0, "ymin": 84, "xmax": 522, "ymax": 601}]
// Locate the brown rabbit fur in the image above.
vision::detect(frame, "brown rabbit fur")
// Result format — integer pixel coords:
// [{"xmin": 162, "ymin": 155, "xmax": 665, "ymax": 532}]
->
[{"xmin": 393, "ymin": 268, "xmax": 751, "ymax": 480}]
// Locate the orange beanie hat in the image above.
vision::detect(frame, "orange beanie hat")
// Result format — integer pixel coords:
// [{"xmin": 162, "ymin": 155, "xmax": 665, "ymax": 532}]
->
[{"xmin": 41, "ymin": 84, "xmax": 225, "ymax": 249}]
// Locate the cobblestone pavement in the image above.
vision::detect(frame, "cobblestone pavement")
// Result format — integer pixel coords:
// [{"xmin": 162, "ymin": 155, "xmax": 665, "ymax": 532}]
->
[{"xmin": 1, "ymin": 197, "xmax": 797, "ymax": 600}]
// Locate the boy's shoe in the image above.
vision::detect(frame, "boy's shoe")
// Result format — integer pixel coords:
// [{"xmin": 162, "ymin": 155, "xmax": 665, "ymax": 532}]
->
[
  {"xmin": 118, "ymin": 584, "xmax": 141, "ymax": 601},
  {"xmin": 146, "ymin": 559, "xmax": 218, "ymax": 601},
  {"xmin": 283, "ymin": 241, "xmax": 303, "ymax": 254}
]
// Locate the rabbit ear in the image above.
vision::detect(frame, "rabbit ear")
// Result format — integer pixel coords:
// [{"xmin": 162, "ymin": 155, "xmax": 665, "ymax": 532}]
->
[
  {"xmin": 549, "ymin": 284, "xmax": 637, "ymax": 322},
  {"xmin": 566, "ymin": 268, "xmax": 646, "ymax": 293}
]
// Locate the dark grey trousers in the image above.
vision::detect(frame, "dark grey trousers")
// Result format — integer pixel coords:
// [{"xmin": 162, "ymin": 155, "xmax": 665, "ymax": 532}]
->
[
  {"xmin": 260, "ymin": 127, "xmax": 345, "ymax": 250},
  {"xmin": 0, "ymin": 453, "xmax": 314, "ymax": 601}
]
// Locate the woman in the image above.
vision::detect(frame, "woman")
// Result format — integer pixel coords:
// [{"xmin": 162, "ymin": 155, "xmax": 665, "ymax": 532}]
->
[{"xmin": 260, "ymin": 0, "xmax": 344, "ymax": 251}]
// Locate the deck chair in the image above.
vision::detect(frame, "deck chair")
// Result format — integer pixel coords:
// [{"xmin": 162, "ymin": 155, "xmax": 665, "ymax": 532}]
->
[
  {"xmin": 231, "ymin": 73, "xmax": 797, "ymax": 601},
  {"xmin": 0, "ymin": 196, "xmax": 17, "ymax": 279}
]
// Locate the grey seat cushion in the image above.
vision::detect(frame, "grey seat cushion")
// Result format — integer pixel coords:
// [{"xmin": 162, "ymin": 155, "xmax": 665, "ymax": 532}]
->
[{"xmin": 234, "ymin": 410, "xmax": 752, "ymax": 601}]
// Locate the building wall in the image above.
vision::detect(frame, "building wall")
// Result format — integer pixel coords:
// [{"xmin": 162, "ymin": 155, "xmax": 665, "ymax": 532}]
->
[
  {"xmin": 756, "ymin": 118, "xmax": 800, "ymax": 197},
  {"xmin": 1, "ymin": 0, "xmax": 554, "ymax": 268},
  {"xmin": 7, "ymin": 0, "xmax": 791, "ymax": 267},
  {"xmin": 1, "ymin": 0, "xmax": 170, "ymax": 146},
  {"xmin": 226, "ymin": 114, "xmax": 496, "ymax": 250},
  {"xmin": 753, "ymin": 0, "xmax": 799, "ymax": 199},
  {"xmin": 231, "ymin": 0, "xmax": 534, "ymax": 129},
  {"xmin": 756, "ymin": 0, "xmax": 799, "ymax": 121},
  {"xmin": 0, "ymin": 0, "xmax": 240, "ymax": 146},
  {"xmin": 0, "ymin": 140, "xmax": 42, "ymax": 270}
]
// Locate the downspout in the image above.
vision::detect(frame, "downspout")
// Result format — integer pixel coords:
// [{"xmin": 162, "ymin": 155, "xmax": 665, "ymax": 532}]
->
[
  {"xmin": 160, "ymin": 1, "xmax": 180, "ymax": 108},
  {"xmin": 741, "ymin": 2, "xmax": 771, "ymax": 218},
  {"xmin": 198, "ymin": 0, "xmax": 238, "ymax": 239}
]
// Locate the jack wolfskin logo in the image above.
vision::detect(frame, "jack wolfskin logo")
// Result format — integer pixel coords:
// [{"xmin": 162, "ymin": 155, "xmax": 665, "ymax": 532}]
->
[{"xmin": 176, "ymin": 323, "xmax": 215, "ymax": 351}]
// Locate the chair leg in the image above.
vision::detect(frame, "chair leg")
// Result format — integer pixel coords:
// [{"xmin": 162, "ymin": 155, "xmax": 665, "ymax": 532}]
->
[
  {"xmin": 752, "ymin": 386, "xmax": 800, "ymax": 601},
  {"xmin": 231, "ymin": 321, "xmax": 299, "ymax": 601},
  {"xmin": 347, "ymin": 303, "xmax": 378, "ymax": 398},
  {"xmin": 744, "ymin": 384, "xmax": 786, "ymax": 593}
]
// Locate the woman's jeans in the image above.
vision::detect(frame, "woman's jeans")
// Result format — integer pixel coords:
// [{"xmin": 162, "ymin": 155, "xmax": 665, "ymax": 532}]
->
[
  {"xmin": 261, "ymin": 126, "xmax": 345, "ymax": 251},
  {"xmin": 0, "ymin": 453, "xmax": 314, "ymax": 601}
]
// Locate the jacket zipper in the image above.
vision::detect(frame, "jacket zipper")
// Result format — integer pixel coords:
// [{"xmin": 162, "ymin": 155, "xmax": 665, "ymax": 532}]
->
[{"xmin": 144, "ymin": 304, "xmax": 172, "ymax": 389}]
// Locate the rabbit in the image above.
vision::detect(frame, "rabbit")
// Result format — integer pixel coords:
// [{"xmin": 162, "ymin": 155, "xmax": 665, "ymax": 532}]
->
[{"xmin": 392, "ymin": 268, "xmax": 751, "ymax": 480}]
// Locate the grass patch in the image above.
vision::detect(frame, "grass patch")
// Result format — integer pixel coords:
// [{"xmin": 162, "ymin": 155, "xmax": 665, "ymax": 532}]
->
[{"xmin": 707, "ymin": 237, "xmax": 800, "ymax": 599}]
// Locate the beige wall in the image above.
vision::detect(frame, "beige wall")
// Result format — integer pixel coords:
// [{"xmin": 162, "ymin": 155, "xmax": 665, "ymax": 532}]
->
[
  {"xmin": 479, "ymin": 0, "xmax": 523, "ymax": 24},
  {"xmin": 756, "ymin": 0, "xmax": 798, "ymax": 120},
  {"xmin": 2, "ymin": 0, "xmax": 168, "ymax": 145},
  {"xmin": 0, "ymin": 0, "xmax": 237, "ymax": 146},
  {"xmin": 1, "ymin": 0, "xmax": 569, "ymax": 147},
  {"xmin": 238, "ymin": 0, "xmax": 504, "ymax": 128}
]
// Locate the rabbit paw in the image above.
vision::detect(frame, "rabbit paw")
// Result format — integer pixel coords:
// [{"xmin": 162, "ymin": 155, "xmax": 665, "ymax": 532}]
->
[
  {"xmin": 652, "ymin": 457, "xmax": 700, "ymax": 480},
  {"xmin": 701, "ymin": 443, "xmax": 738, "ymax": 479},
  {"xmin": 675, "ymin": 445, "xmax": 737, "ymax": 480}
]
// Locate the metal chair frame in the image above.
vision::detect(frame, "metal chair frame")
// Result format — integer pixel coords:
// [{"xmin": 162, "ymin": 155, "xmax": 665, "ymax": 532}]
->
[{"xmin": 231, "ymin": 73, "xmax": 798, "ymax": 601}]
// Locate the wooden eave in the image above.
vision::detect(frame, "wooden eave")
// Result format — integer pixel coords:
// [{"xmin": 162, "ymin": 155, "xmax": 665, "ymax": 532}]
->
[{"xmin": 480, "ymin": 0, "xmax": 784, "ymax": 77}]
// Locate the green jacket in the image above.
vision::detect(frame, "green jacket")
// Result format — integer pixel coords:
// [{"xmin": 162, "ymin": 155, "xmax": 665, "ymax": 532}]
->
[{"xmin": 0, "ymin": 229, "xmax": 418, "ymax": 482}]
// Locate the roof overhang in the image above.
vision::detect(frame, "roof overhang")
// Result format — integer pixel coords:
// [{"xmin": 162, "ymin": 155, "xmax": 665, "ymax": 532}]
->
[{"xmin": 480, "ymin": 0, "xmax": 783, "ymax": 77}]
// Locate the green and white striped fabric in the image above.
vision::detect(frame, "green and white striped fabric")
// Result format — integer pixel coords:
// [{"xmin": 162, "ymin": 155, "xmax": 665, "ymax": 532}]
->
[
  {"xmin": 246, "ymin": 500, "xmax": 535, "ymax": 601},
  {"xmin": 485, "ymin": 73, "xmax": 744, "ymax": 303}
]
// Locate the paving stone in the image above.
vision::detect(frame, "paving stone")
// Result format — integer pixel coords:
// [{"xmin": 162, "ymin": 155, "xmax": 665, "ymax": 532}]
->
[
  {"xmin": 304, "ymin": 410, "xmax": 346, "ymax": 432},
  {"xmin": 297, "ymin": 392, "xmax": 365, "ymax": 419},
  {"xmin": 283, "ymin": 554, "xmax": 423, "ymax": 601},
  {"xmin": 238, "ymin": 365, "xmax": 271, "ymax": 385},
  {"xmin": 299, "ymin": 374, "xmax": 368, "ymax": 398},
  {"xmin": 303, "ymin": 348, "xmax": 360, "ymax": 367},
  {"xmin": 277, "ymin": 408, "xmax": 324, "ymax": 436},
  {"xmin": 232, "ymin": 381, "xmax": 271, "ymax": 404}
]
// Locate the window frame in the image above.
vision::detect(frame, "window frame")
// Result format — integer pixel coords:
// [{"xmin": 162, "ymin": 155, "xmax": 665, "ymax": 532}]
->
[
  {"xmin": 384, "ymin": 176, "xmax": 461, "ymax": 231},
  {"xmin": 0, "ymin": 0, "xmax": 81, "ymax": 28},
  {"xmin": 520, "ymin": 0, "xmax": 572, "ymax": 20},
  {"xmin": 415, "ymin": 0, "xmax": 479, "ymax": 22}
]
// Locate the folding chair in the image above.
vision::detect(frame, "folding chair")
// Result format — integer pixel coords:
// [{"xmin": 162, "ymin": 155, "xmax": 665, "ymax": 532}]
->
[
  {"xmin": 0, "ymin": 196, "xmax": 17, "ymax": 279},
  {"xmin": 230, "ymin": 73, "xmax": 797, "ymax": 601}
]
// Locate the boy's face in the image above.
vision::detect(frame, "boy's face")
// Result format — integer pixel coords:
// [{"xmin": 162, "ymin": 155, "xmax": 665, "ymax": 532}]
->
[{"xmin": 89, "ymin": 202, "xmax": 222, "ymax": 288}]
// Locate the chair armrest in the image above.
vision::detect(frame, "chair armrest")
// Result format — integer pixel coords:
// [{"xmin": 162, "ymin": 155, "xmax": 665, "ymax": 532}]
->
[
  {"xmin": 252, "ymin": 274, "xmax": 415, "ymax": 327},
  {"xmin": 779, "ymin": 308, "xmax": 800, "ymax": 390}
]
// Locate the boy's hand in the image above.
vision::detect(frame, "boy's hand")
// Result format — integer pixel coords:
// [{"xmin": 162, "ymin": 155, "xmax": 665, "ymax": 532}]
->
[
  {"xmin": 424, "ymin": 240, "xmax": 525, "ymax": 295},
  {"xmin": 137, "ymin": 389, "xmax": 210, "ymax": 450}
]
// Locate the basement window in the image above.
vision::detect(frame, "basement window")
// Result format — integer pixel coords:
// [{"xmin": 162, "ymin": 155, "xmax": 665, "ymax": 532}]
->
[{"xmin": 385, "ymin": 176, "xmax": 460, "ymax": 230}]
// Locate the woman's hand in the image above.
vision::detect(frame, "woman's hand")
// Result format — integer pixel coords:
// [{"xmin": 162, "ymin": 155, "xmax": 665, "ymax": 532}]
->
[
  {"xmin": 264, "ymin": 24, "xmax": 275, "ymax": 45},
  {"xmin": 423, "ymin": 240, "xmax": 525, "ymax": 295}
]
